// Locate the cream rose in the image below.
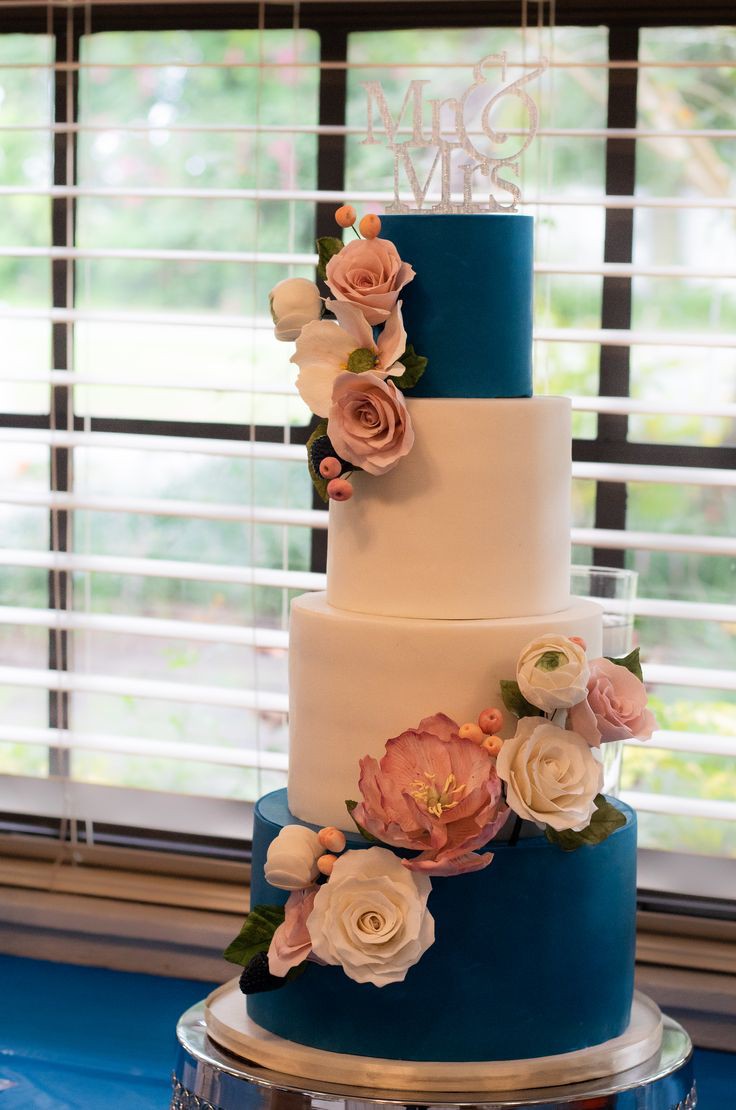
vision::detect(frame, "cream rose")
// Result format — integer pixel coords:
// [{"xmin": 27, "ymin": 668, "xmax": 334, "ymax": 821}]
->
[
  {"xmin": 269, "ymin": 278, "xmax": 322, "ymax": 341},
  {"xmin": 327, "ymin": 371, "xmax": 414, "ymax": 476},
  {"xmin": 325, "ymin": 237, "xmax": 415, "ymax": 326},
  {"xmin": 516, "ymin": 634, "xmax": 590, "ymax": 712},
  {"xmin": 264, "ymin": 824, "xmax": 323, "ymax": 891},
  {"xmin": 307, "ymin": 847, "xmax": 434, "ymax": 987},
  {"xmin": 568, "ymin": 658, "xmax": 657, "ymax": 747},
  {"xmin": 496, "ymin": 717, "xmax": 603, "ymax": 832}
]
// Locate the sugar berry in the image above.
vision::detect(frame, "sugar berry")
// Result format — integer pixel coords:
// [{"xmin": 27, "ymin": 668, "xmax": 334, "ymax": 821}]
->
[
  {"xmin": 319, "ymin": 456, "xmax": 342, "ymax": 480},
  {"xmin": 327, "ymin": 477, "xmax": 353, "ymax": 501},
  {"xmin": 238, "ymin": 951, "xmax": 285, "ymax": 995}
]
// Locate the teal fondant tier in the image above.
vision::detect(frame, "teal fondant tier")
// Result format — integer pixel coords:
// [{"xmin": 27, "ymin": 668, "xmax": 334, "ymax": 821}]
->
[
  {"xmin": 247, "ymin": 789, "xmax": 637, "ymax": 1063},
  {"xmin": 380, "ymin": 213, "xmax": 533, "ymax": 398}
]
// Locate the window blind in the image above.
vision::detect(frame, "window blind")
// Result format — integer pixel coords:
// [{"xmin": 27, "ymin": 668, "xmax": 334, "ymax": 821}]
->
[{"xmin": 0, "ymin": 1, "xmax": 734, "ymax": 880}]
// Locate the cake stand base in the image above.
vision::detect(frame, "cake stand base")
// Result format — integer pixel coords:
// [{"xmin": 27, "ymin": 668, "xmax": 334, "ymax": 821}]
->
[
  {"xmin": 204, "ymin": 981, "xmax": 663, "ymax": 1093},
  {"xmin": 172, "ymin": 991, "xmax": 696, "ymax": 1110}
]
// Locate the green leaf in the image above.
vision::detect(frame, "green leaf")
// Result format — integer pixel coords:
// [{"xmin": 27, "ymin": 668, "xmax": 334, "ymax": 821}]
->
[
  {"xmin": 499, "ymin": 679, "xmax": 544, "ymax": 720},
  {"xmin": 316, "ymin": 236, "xmax": 344, "ymax": 281},
  {"xmin": 347, "ymin": 347, "xmax": 377, "ymax": 374},
  {"xmin": 223, "ymin": 904, "xmax": 285, "ymax": 967},
  {"xmin": 388, "ymin": 345, "xmax": 428, "ymax": 391},
  {"xmin": 345, "ymin": 799, "xmax": 382, "ymax": 844},
  {"xmin": 544, "ymin": 795, "xmax": 627, "ymax": 853},
  {"xmin": 605, "ymin": 647, "xmax": 643, "ymax": 683},
  {"xmin": 306, "ymin": 419, "xmax": 330, "ymax": 503}
]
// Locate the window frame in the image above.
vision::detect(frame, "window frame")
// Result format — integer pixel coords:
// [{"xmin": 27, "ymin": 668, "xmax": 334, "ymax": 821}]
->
[{"xmin": 0, "ymin": 0, "xmax": 734, "ymax": 920}]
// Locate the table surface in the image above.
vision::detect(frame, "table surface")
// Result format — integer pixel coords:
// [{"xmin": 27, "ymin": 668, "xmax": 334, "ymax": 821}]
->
[{"xmin": 0, "ymin": 955, "xmax": 733, "ymax": 1109}]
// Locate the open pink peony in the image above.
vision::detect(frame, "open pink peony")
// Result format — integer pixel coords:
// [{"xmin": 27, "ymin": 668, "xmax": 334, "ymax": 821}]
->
[
  {"xmin": 352, "ymin": 714, "xmax": 510, "ymax": 876},
  {"xmin": 325, "ymin": 236, "xmax": 415, "ymax": 326},
  {"xmin": 568, "ymin": 658, "xmax": 657, "ymax": 747}
]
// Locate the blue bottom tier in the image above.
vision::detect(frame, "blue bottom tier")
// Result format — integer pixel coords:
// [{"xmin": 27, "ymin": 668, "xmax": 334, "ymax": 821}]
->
[{"xmin": 248, "ymin": 789, "xmax": 637, "ymax": 1063}]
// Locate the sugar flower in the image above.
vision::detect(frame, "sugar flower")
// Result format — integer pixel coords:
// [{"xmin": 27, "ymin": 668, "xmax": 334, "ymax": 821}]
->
[
  {"xmin": 516, "ymin": 634, "xmax": 590, "ymax": 713},
  {"xmin": 328, "ymin": 372, "xmax": 414, "ymax": 476},
  {"xmin": 352, "ymin": 713, "xmax": 510, "ymax": 876},
  {"xmin": 568, "ymin": 657, "xmax": 657, "ymax": 748},
  {"xmin": 325, "ymin": 236, "xmax": 415, "ymax": 326},
  {"xmin": 291, "ymin": 299, "xmax": 406, "ymax": 417},
  {"xmin": 269, "ymin": 278, "xmax": 322, "ymax": 342},
  {"xmin": 267, "ymin": 886, "xmax": 318, "ymax": 978},
  {"xmin": 496, "ymin": 716, "xmax": 603, "ymax": 832},
  {"xmin": 307, "ymin": 846, "xmax": 434, "ymax": 987},
  {"xmin": 264, "ymin": 824, "xmax": 323, "ymax": 891}
]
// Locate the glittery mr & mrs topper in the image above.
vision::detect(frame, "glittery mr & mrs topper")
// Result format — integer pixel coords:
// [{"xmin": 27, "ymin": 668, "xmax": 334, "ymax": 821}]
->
[{"xmin": 361, "ymin": 53, "xmax": 547, "ymax": 213}]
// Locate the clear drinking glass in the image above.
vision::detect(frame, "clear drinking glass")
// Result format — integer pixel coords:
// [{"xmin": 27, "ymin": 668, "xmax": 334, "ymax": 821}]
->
[{"xmin": 570, "ymin": 565, "xmax": 639, "ymax": 795}]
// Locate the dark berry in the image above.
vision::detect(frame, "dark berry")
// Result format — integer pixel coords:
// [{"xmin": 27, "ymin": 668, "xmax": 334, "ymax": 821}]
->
[
  {"xmin": 310, "ymin": 434, "xmax": 337, "ymax": 473},
  {"xmin": 238, "ymin": 951, "xmax": 286, "ymax": 995}
]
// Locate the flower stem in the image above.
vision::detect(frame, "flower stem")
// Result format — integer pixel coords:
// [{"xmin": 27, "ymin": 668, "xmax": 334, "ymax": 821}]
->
[{"xmin": 509, "ymin": 814, "xmax": 523, "ymax": 847}]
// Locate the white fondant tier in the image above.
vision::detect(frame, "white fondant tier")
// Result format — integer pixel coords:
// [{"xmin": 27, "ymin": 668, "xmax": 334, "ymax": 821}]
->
[
  {"xmin": 287, "ymin": 591, "xmax": 602, "ymax": 829},
  {"xmin": 326, "ymin": 396, "xmax": 571, "ymax": 620}
]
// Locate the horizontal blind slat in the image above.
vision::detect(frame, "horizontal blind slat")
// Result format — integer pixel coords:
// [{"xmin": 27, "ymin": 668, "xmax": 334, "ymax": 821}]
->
[
  {"xmin": 572, "ymin": 462, "xmax": 736, "ymax": 488},
  {"xmin": 0, "ymin": 185, "xmax": 733, "ymax": 210},
  {"xmin": 3, "ymin": 248, "xmax": 735, "ymax": 281},
  {"xmin": 3, "ymin": 306, "xmax": 734, "ymax": 348},
  {"xmin": 0, "ymin": 548, "xmax": 327, "ymax": 591},
  {"xmin": 0, "ymin": 724, "xmax": 288, "ymax": 771},
  {"xmin": 0, "ymin": 490, "xmax": 328, "ymax": 529},
  {"xmin": 643, "ymin": 662, "xmax": 736, "ymax": 692},
  {"xmin": 0, "ymin": 606, "xmax": 290, "ymax": 648},
  {"xmin": 0, "ymin": 664, "xmax": 289, "ymax": 712},
  {"xmin": 572, "ymin": 527, "xmax": 736, "ymax": 558},
  {"xmin": 620, "ymin": 790, "xmax": 736, "ymax": 823},
  {"xmin": 0, "ymin": 428, "xmax": 307, "ymax": 460},
  {"xmin": 2, "ymin": 123, "xmax": 735, "ymax": 141},
  {"xmin": 627, "ymin": 731, "xmax": 736, "ymax": 759}
]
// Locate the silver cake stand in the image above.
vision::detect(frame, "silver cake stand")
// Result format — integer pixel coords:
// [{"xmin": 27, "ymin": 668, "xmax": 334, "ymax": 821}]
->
[{"xmin": 171, "ymin": 1000, "xmax": 697, "ymax": 1110}]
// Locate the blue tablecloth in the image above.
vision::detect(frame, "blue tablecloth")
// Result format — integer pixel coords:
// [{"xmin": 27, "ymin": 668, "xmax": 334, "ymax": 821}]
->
[{"xmin": 0, "ymin": 955, "xmax": 732, "ymax": 1108}]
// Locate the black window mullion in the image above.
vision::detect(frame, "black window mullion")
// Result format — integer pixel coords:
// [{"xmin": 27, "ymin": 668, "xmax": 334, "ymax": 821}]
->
[
  {"xmin": 591, "ymin": 24, "xmax": 640, "ymax": 568},
  {"xmin": 48, "ymin": 8, "xmax": 81, "ymax": 776}
]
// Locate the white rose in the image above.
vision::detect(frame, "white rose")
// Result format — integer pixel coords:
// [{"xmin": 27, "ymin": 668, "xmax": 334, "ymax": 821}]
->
[
  {"xmin": 516, "ymin": 634, "xmax": 590, "ymax": 712},
  {"xmin": 307, "ymin": 847, "xmax": 434, "ymax": 987},
  {"xmin": 496, "ymin": 717, "xmax": 603, "ymax": 832},
  {"xmin": 269, "ymin": 278, "xmax": 322, "ymax": 342},
  {"xmin": 264, "ymin": 824, "xmax": 322, "ymax": 890}
]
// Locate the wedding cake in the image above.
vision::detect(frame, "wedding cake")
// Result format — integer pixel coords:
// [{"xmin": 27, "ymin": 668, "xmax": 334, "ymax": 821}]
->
[{"xmin": 216, "ymin": 209, "xmax": 659, "ymax": 1089}]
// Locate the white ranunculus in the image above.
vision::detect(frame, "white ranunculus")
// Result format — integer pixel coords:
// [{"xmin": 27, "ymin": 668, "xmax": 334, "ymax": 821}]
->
[
  {"xmin": 307, "ymin": 847, "xmax": 434, "ymax": 987},
  {"xmin": 516, "ymin": 634, "xmax": 590, "ymax": 712},
  {"xmin": 264, "ymin": 824, "xmax": 323, "ymax": 890},
  {"xmin": 496, "ymin": 716, "xmax": 603, "ymax": 832},
  {"xmin": 269, "ymin": 278, "xmax": 322, "ymax": 342}
]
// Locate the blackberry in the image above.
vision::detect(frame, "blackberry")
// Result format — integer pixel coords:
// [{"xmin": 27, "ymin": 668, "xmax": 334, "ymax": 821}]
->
[
  {"xmin": 309, "ymin": 434, "xmax": 338, "ymax": 473},
  {"xmin": 238, "ymin": 951, "xmax": 285, "ymax": 995}
]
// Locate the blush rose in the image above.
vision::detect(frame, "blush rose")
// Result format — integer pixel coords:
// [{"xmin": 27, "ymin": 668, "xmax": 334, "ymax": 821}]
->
[
  {"xmin": 568, "ymin": 658, "xmax": 657, "ymax": 747},
  {"xmin": 327, "ymin": 371, "xmax": 415, "ymax": 476},
  {"xmin": 325, "ymin": 237, "xmax": 415, "ymax": 326}
]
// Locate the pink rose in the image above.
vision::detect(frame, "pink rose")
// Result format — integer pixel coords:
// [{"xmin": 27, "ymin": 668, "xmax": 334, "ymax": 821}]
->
[
  {"xmin": 568, "ymin": 658, "xmax": 657, "ymax": 747},
  {"xmin": 267, "ymin": 886, "xmax": 317, "ymax": 977},
  {"xmin": 352, "ymin": 713, "xmax": 510, "ymax": 877},
  {"xmin": 325, "ymin": 237, "xmax": 415, "ymax": 326},
  {"xmin": 327, "ymin": 372, "xmax": 414, "ymax": 476}
]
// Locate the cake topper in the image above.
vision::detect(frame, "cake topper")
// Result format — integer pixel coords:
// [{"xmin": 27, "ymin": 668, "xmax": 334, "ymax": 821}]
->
[{"xmin": 362, "ymin": 53, "xmax": 547, "ymax": 214}]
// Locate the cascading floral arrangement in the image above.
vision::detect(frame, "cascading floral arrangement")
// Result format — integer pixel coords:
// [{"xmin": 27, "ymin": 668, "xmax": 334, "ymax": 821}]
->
[
  {"xmin": 224, "ymin": 635, "xmax": 655, "ymax": 994},
  {"xmin": 268, "ymin": 206, "xmax": 427, "ymax": 503}
]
